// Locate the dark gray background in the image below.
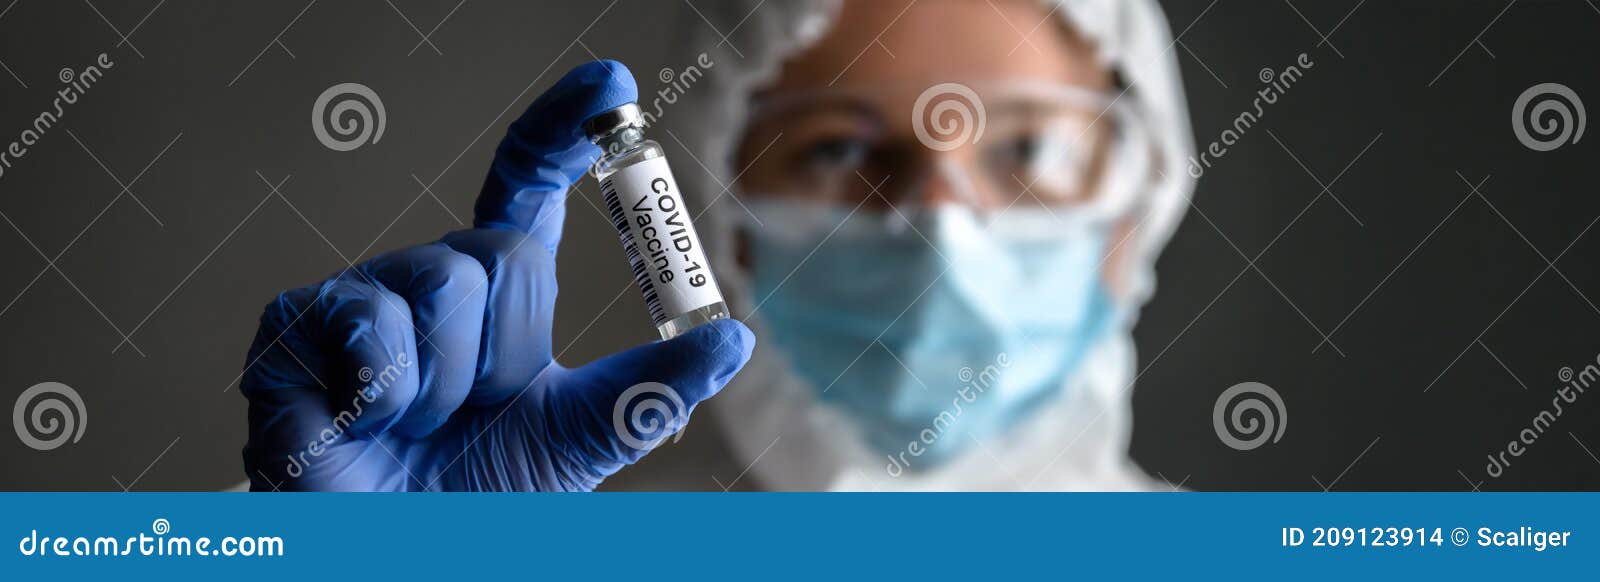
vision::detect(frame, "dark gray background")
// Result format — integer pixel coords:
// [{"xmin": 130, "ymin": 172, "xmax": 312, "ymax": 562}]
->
[{"xmin": 0, "ymin": 0, "xmax": 1595, "ymax": 491}]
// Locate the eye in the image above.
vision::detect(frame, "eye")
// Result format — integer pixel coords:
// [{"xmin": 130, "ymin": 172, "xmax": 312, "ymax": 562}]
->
[
  {"xmin": 800, "ymin": 137, "xmax": 869, "ymax": 174},
  {"xmin": 989, "ymin": 134, "xmax": 1045, "ymax": 169}
]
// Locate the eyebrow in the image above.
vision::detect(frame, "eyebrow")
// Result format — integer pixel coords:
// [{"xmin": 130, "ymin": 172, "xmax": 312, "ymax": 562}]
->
[
  {"xmin": 751, "ymin": 94, "xmax": 1067, "ymax": 127},
  {"xmin": 749, "ymin": 93, "xmax": 883, "ymax": 121}
]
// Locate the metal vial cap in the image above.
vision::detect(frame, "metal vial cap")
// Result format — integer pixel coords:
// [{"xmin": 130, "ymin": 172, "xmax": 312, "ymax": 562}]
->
[{"xmin": 583, "ymin": 103, "xmax": 644, "ymax": 140}]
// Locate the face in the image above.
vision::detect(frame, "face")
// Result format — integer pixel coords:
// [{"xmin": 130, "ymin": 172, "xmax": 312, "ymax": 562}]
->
[
  {"xmin": 732, "ymin": 1, "xmax": 1138, "ymax": 463},
  {"xmin": 736, "ymin": 0, "xmax": 1135, "ymax": 284}
]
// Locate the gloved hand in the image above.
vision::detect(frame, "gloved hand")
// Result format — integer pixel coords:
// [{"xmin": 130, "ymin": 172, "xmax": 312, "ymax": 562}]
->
[{"xmin": 239, "ymin": 61, "xmax": 754, "ymax": 491}]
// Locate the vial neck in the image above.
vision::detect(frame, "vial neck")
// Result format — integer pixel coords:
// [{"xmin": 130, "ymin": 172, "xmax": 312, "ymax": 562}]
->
[{"xmin": 594, "ymin": 126, "xmax": 645, "ymax": 157}]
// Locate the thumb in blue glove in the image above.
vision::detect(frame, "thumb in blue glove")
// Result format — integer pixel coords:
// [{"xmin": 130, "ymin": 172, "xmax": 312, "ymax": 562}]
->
[{"xmin": 240, "ymin": 60, "xmax": 755, "ymax": 491}]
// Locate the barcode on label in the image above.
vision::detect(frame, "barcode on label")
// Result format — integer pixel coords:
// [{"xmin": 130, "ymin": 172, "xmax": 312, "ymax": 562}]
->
[{"xmin": 602, "ymin": 177, "xmax": 667, "ymax": 326}]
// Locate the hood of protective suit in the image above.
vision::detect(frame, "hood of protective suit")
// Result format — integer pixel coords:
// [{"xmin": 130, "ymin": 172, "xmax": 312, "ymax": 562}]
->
[{"xmin": 655, "ymin": 0, "xmax": 1196, "ymax": 491}]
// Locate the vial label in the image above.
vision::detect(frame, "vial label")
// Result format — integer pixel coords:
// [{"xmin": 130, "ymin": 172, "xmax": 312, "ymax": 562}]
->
[{"xmin": 601, "ymin": 156, "xmax": 724, "ymax": 327}]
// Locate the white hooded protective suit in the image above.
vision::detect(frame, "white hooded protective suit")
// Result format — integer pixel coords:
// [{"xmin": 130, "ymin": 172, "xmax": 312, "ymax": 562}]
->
[{"xmin": 601, "ymin": 0, "xmax": 1197, "ymax": 491}]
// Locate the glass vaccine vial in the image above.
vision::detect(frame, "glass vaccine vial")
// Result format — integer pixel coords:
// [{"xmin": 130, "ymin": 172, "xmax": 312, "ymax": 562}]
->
[{"xmin": 586, "ymin": 103, "xmax": 729, "ymax": 340}]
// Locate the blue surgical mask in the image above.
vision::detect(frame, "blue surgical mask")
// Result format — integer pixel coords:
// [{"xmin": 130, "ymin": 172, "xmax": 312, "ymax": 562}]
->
[{"xmin": 744, "ymin": 200, "xmax": 1117, "ymax": 472}]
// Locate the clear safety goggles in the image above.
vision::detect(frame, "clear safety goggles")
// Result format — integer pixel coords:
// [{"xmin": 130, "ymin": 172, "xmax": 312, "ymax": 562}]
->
[{"xmin": 743, "ymin": 80, "xmax": 1155, "ymax": 224}]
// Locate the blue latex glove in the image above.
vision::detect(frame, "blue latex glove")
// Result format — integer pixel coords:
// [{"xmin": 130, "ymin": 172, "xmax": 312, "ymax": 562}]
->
[{"xmin": 240, "ymin": 61, "xmax": 754, "ymax": 491}]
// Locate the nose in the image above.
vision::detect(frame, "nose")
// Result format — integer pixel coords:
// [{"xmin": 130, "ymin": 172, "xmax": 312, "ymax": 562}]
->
[{"xmin": 910, "ymin": 155, "xmax": 984, "ymax": 208}]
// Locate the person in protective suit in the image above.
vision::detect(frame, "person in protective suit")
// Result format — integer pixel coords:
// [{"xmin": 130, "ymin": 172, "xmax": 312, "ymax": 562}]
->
[{"xmin": 239, "ymin": 0, "xmax": 1195, "ymax": 492}]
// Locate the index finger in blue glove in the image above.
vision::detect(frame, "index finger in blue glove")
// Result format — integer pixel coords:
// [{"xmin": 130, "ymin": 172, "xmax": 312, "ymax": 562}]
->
[
  {"xmin": 474, "ymin": 60, "xmax": 638, "ymax": 253},
  {"xmin": 439, "ymin": 228, "xmax": 557, "ymax": 407},
  {"xmin": 358, "ymin": 243, "xmax": 489, "ymax": 438}
]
